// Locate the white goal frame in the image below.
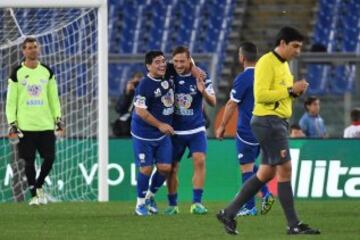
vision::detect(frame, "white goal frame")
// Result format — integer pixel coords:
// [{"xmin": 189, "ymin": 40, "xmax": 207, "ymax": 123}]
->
[{"xmin": 0, "ymin": 0, "xmax": 109, "ymax": 202}]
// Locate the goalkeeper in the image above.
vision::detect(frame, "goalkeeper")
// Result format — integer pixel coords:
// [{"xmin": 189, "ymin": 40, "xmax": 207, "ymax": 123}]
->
[{"xmin": 6, "ymin": 37, "xmax": 64, "ymax": 206}]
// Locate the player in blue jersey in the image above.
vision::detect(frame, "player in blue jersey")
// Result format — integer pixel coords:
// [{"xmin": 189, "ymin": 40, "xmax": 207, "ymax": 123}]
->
[
  {"xmin": 131, "ymin": 50, "xmax": 175, "ymax": 216},
  {"xmin": 216, "ymin": 42, "xmax": 274, "ymax": 216},
  {"xmin": 164, "ymin": 46, "xmax": 216, "ymax": 215}
]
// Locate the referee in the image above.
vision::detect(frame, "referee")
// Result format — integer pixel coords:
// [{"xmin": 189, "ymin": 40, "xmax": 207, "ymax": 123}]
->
[
  {"xmin": 217, "ymin": 27, "xmax": 320, "ymax": 235},
  {"xmin": 6, "ymin": 37, "xmax": 64, "ymax": 206}
]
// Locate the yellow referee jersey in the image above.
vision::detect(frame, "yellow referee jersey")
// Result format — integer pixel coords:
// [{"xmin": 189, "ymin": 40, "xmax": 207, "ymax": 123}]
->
[{"xmin": 253, "ymin": 51, "xmax": 294, "ymax": 119}]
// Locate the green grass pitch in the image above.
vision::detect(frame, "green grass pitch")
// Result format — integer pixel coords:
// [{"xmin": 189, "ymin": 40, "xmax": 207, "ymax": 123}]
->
[{"xmin": 0, "ymin": 200, "xmax": 359, "ymax": 240}]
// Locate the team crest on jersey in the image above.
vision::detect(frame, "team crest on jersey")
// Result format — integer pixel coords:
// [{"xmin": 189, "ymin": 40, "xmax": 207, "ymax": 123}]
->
[
  {"xmin": 154, "ymin": 88, "xmax": 161, "ymax": 97},
  {"xmin": 175, "ymin": 93, "xmax": 193, "ymax": 109},
  {"xmin": 139, "ymin": 153, "xmax": 146, "ymax": 163},
  {"xmin": 238, "ymin": 153, "xmax": 244, "ymax": 159},
  {"xmin": 161, "ymin": 89, "xmax": 174, "ymax": 107},
  {"xmin": 161, "ymin": 80, "xmax": 169, "ymax": 90},
  {"xmin": 189, "ymin": 85, "xmax": 197, "ymax": 95},
  {"xmin": 27, "ymin": 84, "xmax": 42, "ymax": 97}
]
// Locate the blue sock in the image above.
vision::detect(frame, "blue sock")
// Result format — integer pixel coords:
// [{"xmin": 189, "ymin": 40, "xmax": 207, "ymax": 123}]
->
[
  {"xmin": 193, "ymin": 189, "xmax": 203, "ymax": 203},
  {"xmin": 168, "ymin": 193, "xmax": 178, "ymax": 206},
  {"xmin": 149, "ymin": 170, "xmax": 166, "ymax": 194},
  {"xmin": 242, "ymin": 171, "xmax": 255, "ymax": 209},
  {"xmin": 253, "ymin": 165, "xmax": 270, "ymax": 197},
  {"xmin": 137, "ymin": 171, "xmax": 150, "ymax": 198}
]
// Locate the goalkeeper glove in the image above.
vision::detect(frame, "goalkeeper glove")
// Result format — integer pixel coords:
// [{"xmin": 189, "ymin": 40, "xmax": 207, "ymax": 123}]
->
[
  {"xmin": 8, "ymin": 122, "xmax": 23, "ymax": 144},
  {"xmin": 55, "ymin": 117, "xmax": 65, "ymax": 131}
]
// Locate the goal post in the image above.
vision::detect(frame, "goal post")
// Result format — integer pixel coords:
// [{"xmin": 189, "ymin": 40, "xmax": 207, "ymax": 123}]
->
[{"xmin": 0, "ymin": 0, "xmax": 108, "ymax": 202}]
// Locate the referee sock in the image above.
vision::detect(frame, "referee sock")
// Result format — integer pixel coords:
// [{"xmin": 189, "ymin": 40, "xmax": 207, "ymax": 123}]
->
[
  {"xmin": 278, "ymin": 181, "xmax": 299, "ymax": 227},
  {"xmin": 149, "ymin": 170, "xmax": 166, "ymax": 195},
  {"xmin": 225, "ymin": 175, "xmax": 265, "ymax": 218},
  {"xmin": 253, "ymin": 165, "xmax": 270, "ymax": 197},
  {"xmin": 242, "ymin": 172, "xmax": 255, "ymax": 209}
]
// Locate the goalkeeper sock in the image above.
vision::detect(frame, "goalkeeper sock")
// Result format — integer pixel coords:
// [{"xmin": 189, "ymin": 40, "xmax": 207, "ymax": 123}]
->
[
  {"xmin": 242, "ymin": 171, "xmax": 255, "ymax": 209},
  {"xmin": 149, "ymin": 170, "xmax": 166, "ymax": 195},
  {"xmin": 137, "ymin": 171, "xmax": 150, "ymax": 204},
  {"xmin": 36, "ymin": 157, "xmax": 55, "ymax": 189},
  {"xmin": 253, "ymin": 165, "xmax": 270, "ymax": 197},
  {"xmin": 24, "ymin": 158, "xmax": 36, "ymax": 197}
]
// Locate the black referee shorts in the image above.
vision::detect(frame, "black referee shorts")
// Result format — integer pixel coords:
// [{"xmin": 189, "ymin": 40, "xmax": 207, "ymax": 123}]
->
[
  {"xmin": 18, "ymin": 130, "xmax": 55, "ymax": 160},
  {"xmin": 250, "ymin": 115, "xmax": 291, "ymax": 166}
]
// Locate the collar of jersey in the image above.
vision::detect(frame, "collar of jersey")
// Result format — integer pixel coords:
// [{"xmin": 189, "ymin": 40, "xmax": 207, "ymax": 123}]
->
[
  {"xmin": 147, "ymin": 73, "xmax": 162, "ymax": 82},
  {"xmin": 271, "ymin": 50, "xmax": 286, "ymax": 63},
  {"xmin": 178, "ymin": 72, "xmax": 192, "ymax": 77},
  {"xmin": 244, "ymin": 67, "xmax": 255, "ymax": 71},
  {"xmin": 22, "ymin": 61, "xmax": 40, "ymax": 70}
]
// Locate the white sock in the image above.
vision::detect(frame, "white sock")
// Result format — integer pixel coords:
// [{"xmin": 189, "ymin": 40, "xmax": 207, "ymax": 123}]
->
[{"xmin": 137, "ymin": 198, "xmax": 145, "ymax": 207}]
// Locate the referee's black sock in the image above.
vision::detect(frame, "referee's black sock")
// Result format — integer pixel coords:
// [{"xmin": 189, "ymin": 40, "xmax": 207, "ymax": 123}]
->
[
  {"xmin": 224, "ymin": 175, "xmax": 265, "ymax": 218},
  {"xmin": 24, "ymin": 159, "xmax": 36, "ymax": 197},
  {"xmin": 36, "ymin": 157, "xmax": 55, "ymax": 189},
  {"xmin": 278, "ymin": 181, "xmax": 299, "ymax": 227}
]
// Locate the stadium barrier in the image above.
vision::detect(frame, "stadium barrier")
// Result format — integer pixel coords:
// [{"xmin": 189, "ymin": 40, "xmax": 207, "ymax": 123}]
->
[{"xmin": 1, "ymin": 139, "xmax": 359, "ymax": 201}]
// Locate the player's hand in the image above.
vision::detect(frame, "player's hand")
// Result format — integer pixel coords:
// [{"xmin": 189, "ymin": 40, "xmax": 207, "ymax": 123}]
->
[
  {"xmin": 215, "ymin": 125, "xmax": 226, "ymax": 140},
  {"xmin": 158, "ymin": 123, "xmax": 174, "ymax": 135},
  {"xmin": 196, "ymin": 77, "xmax": 206, "ymax": 94},
  {"xmin": 191, "ymin": 66, "xmax": 206, "ymax": 82},
  {"xmin": 293, "ymin": 79, "xmax": 309, "ymax": 95},
  {"xmin": 55, "ymin": 117, "xmax": 65, "ymax": 137}
]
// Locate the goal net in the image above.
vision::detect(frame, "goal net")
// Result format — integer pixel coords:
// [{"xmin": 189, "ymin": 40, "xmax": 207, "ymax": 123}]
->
[{"xmin": 0, "ymin": 2, "xmax": 108, "ymax": 202}]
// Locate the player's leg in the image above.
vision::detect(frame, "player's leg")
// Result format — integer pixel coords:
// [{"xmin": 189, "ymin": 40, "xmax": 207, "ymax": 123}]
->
[
  {"xmin": 146, "ymin": 136, "xmax": 173, "ymax": 214},
  {"xmin": 18, "ymin": 131, "xmax": 38, "ymax": 205},
  {"xmin": 164, "ymin": 135, "xmax": 186, "ymax": 215},
  {"xmin": 164, "ymin": 161, "xmax": 180, "ymax": 215},
  {"xmin": 252, "ymin": 147, "xmax": 275, "ymax": 215},
  {"xmin": 188, "ymin": 131, "xmax": 208, "ymax": 214},
  {"xmin": 36, "ymin": 131, "xmax": 56, "ymax": 204},
  {"xmin": 236, "ymin": 138, "xmax": 257, "ymax": 216},
  {"xmin": 132, "ymin": 137, "xmax": 154, "ymax": 216}
]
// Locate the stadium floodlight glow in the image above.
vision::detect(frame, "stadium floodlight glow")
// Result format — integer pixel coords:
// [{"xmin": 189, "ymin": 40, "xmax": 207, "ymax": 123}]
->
[{"xmin": 0, "ymin": 0, "xmax": 108, "ymax": 202}]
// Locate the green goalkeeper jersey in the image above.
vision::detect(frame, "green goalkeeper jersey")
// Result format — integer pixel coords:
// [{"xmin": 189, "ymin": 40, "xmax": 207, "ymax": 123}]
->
[{"xmin": 6, "ymin": 62, "xmax": 61, "ymax": 131}]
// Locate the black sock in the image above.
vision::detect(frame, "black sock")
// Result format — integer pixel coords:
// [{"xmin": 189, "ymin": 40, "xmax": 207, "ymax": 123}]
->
[
  {"xmin": 35, "ymin": 157, "xmax": 55, "ymax": 188},
  {"xmin": 278, "ymin": 181, "xmax": 299, "ymax": 227},
  {"xmin": 225, "ymin": 175, "xmax": 265, "ymax": 218},
  {"xmin": 24, "ymin": 158, "xmax": 36, "ymax": 197}
]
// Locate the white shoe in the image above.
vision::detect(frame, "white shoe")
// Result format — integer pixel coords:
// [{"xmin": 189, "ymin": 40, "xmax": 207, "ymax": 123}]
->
[
  {"xmin": 36, "ymin": 188, "xmax": 48, "ymax": 205},
  {"xmin": 29, "ymin": 196, "xmax": 40, "ymax": 206}
]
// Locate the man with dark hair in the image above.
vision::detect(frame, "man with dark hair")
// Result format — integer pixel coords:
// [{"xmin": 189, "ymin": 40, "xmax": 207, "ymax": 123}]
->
[
  {"xmin": 344, "ymin": 107, "xmax": 360, "ymax": 138},
  {"xmin": 216, "ymin": 42, "xmax": 274, "ymax": 217},
  {"xmin": 289, "ymin": 123, "xmax": 305, "ymax": 138},
  {"xmin": 6, "ymin": 37, "xmax": 64, "ymax": 206},
  {"xmin": 299, "ymin": 96, "xmax": 327, "ymax": 138},
  {"xmin": 217, "ymin": 27, "xmax": 320, "ymax": 235},
  {"xmin": 131, "ymin": 50, "xmax": 174, "ymax": 216},
  {"xmin": 159, "ymin": 46, "xmax": 216, "ymax": 215}
]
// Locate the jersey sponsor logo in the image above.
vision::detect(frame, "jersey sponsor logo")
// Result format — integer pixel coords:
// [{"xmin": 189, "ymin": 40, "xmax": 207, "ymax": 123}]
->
[
  {"xmin": 175, "ymin": 108, "xmax": 194, "ymax": 116},
  {"xmin": 163, "ymin": 107, "xmax": 174, "ymax": 115},
  {"xmin": 175, "ymin": 93, "xmax": 193, "ymax": 109},
  {"xmin": 161, "ymin": 89, "xmax": 174, "ymax": 108},
  {"xmin": 27, "ymin": 84, "xmax": 42, "ymax": 97},
  {"xmin": 26, "ymin": 99, "xmax": 44, "ymax": 106},
  {"xmin": 179, "ymin": 80, "xmax": 185, "ymax": 85},
  {"xmin": 40, "ymin": 79, "xmax": 48, "ymax": 84},
  {"xmin": 161, "ymin": 80, "xmax": 169, "ymax": 90},
  {"xmin": 134, "ymin": 95, "xmax": 147, "ymax": 108},
  {"xmin": 154, "ymin": 88, "xmax": 161, "ymax": 97}
]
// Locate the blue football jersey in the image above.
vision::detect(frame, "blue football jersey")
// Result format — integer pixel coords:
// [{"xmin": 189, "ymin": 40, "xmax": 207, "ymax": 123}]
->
[
  {"xmin": 173, "ymin": 72, "xmax": 214, "ymax": 133},
  {"xmin": 230, "ymin": 67, "xmax": 258, "ymax": 144},
  {"xmin": 131, "ymin": 74, "xmax": 174, "ymax": 140}
]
